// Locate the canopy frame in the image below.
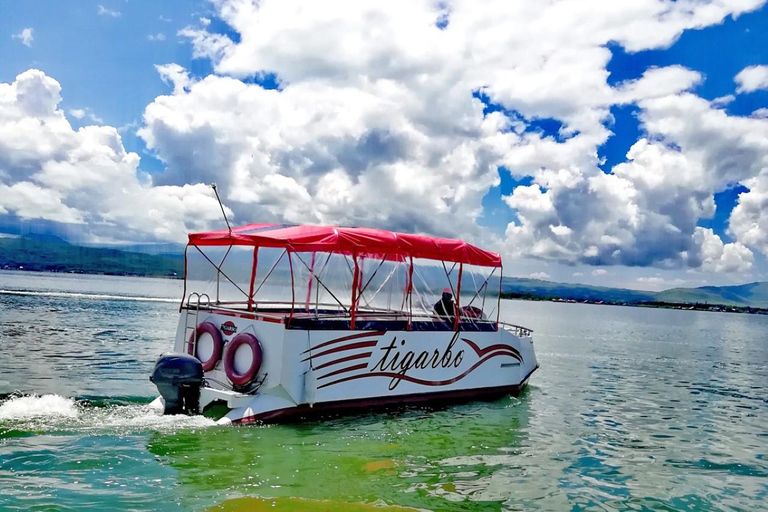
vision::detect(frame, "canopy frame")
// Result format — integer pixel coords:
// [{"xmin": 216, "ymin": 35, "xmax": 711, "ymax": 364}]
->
[
  {"xmin": 188, "ymin": 223, "xmax": 502, "ymax": 268},
  {"xmin": 182, "ymin": 223, "xmax": 504, "ymax": 332}
]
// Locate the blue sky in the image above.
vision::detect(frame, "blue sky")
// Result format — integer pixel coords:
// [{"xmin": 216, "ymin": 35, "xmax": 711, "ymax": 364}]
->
[
  {"xmin": 479, "ymin": 6, "xmax": 768, "ymax": 242},
  {"xmin": 1, "ymin": 1, "xmax": 213, "ymax": 171},
  {"xmin": 1, "ymin": 1, "xmax": 767, "ymax": 290}
]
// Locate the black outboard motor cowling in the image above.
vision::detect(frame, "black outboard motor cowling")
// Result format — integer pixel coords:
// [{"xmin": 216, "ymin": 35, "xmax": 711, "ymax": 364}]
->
[{"xmin": 150, "ymin": 353, "xmax": 204, "ymax": 415}]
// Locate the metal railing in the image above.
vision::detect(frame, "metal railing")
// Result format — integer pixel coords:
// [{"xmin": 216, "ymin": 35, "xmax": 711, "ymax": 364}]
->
[
  {"xmin": 184, "ymin": 293, "xmax": 211, "ymax": 355},
  {"xmin": 499, "ymin": 321, "xmax": 533, "ymax": 338},
  {"xmin": 182, "ymin": 294, "xmax": 534, "ymax": 337}
]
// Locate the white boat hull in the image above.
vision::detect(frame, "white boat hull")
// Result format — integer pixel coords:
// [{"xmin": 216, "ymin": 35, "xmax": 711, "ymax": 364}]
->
[{"xmin": 163, "ymin": 311, "xmax": 538, "ymax": 424}]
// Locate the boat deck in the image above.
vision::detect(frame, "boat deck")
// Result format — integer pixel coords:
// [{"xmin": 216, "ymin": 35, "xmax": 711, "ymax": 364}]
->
[{"xmin": 186, "ymin": 304, "xmax": 502, "ymax": 332}]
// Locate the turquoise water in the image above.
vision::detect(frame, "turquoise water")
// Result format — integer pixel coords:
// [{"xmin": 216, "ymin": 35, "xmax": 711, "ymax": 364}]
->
[{"xmin": 0, "ymin": 271, "xmax": 766, "ymax": 511}]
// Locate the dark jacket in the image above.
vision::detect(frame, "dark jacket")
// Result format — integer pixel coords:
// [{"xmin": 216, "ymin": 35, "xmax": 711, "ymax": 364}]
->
[{"xmin": 434, "ymin": 297, "xmax": 455, "ymax": 323}]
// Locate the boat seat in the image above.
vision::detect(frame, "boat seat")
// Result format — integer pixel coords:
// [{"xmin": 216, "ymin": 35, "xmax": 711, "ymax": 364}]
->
[{"xmin": 287, "ymin": 317, "xmax": 496, "ymax": 332}]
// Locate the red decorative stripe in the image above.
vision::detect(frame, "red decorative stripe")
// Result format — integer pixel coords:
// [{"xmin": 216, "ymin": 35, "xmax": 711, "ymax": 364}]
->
[
  {"xmin": 476, "ymin": 348, "xmax": 522, "ymax": 364},
  {"xmin": 314, "ymin": 351, "xmax": 372, "ymax": 371},
  {"xmin": 318, "ymin": 362, "xmax": 369, "ymax": 380},
  {"xmin": 317, "ymin": 351, "xmax": 517, "ymax": 389},
  {"xmin": 212, "ymin": 310, "xmax": 273, "ymax": 322},
  {"xmin": 301, "ymin": 340, "xmax": 378, "ymax": 362},
  {"xmin": 301, "ymin": 331, "xmax": 385, "ymax": 355},
  {"xmin": 232, "ymin": 376, "xmax": 536, "ymax": 424},
  {"xmin": 461, "ymin": 338, "xmax": 521, "ymax": 360}
]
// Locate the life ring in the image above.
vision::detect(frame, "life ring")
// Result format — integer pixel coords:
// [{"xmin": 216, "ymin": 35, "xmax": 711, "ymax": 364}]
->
[
  {"xmin": 224, "ymin": 333, "xmax": 263, "ymax": 387},
  {"xmin": 187, "ymin": 321, "xmax": 224, "ymax": 372}
]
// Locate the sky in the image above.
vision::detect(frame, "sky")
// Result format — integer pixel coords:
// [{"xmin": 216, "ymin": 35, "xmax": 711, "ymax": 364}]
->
[{"xmin": 1, "ymin": 0, "xmax": 767, "ymax": 291}]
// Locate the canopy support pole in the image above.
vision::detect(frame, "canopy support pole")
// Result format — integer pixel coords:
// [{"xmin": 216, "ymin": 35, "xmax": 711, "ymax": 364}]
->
[
  {"xmin": 454, "ymin": 263, "xmax": 463, "ymax": 331},
  {"xmin": 247, "ymin": 246, "xmax": 259, "ymax": 311},
  {"xmin": 350, "ymin": 253, "xmax": 360, "ymax": 330},
  {"xmin": 497, "ymin": 265, "xmax": 503, "ymax": 330},
  {"xmin": 288, "ymin": 251, "xmax": 295, "ymax": 326},
  {"xmin": 305, "ymin": 252, "xmax": 316, "ymax": 312},
  {"xmin": 192, "ymin": 244, "xmax": 250, "ymax": 303},
  {"xmin": 406, "ymin": 257, "xmax": 414, "ymax": 331},
  {"xmin": 251, "ymin": 249, "xmax": 286, "ymax": 298},
  {"xmin": 215, "ymin": 245, "xmax": 233, "ymax": 305},
  {"xmin": 292, "ymin": 251, "xmax": 348, "ymax": 312},
  {"xmin": 180, "ymin": 244, "xmax": 189, "ymax": 312}
]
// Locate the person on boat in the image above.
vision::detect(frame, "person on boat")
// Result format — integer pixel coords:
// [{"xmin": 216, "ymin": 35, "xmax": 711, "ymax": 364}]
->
[{"xmin": 434, "ymin": 288, "xmax": 455, "ymax": 324}]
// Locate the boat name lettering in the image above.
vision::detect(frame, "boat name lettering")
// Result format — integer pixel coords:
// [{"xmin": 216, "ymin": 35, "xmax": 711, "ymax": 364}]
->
[{"xmin": 371, "ymin": 336, "xmax": 464, "ymax": 390}]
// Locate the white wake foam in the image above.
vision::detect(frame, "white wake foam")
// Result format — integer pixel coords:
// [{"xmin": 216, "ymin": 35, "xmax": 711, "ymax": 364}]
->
[
  {"xmin": 0, "ymin": 289, "xmax": 177, "ymax": 303},
  {"xmin": 0, "ymin": 394, "xmax": 216, "ymax": 432},
  {"xmin": 0, "ymin": 394, "xmax": 80, "ymax": 421}
]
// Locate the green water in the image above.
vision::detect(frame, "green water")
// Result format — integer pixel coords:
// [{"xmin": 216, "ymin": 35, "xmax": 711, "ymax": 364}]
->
[{"xmin": 0, "ymin": 272, "xmax": 766, "ymax": 510}]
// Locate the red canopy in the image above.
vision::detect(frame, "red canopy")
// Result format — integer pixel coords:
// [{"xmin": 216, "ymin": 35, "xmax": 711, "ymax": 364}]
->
[{"xmin": 188, "ymin": 223, "xmax": 501, "ymax": 267}]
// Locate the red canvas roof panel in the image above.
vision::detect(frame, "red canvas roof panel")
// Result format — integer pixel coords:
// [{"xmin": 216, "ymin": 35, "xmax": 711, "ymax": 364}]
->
[{"xmin": 188, "ymin": 223, "xmax": 501, "ymax": 267}]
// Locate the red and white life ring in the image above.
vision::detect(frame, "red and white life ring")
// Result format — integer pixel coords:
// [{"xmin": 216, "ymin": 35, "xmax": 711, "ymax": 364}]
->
[
  {"xmin": 187, "ymin": 322, "xmax": 224, "ymax": 372},
  {"xmin": 224, "ymin": 333, "xmax": 263, "ymax": 387}
]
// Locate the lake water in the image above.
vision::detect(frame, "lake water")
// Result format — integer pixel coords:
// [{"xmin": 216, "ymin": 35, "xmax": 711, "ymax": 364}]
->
[{"xmin": 0, "ymin": 270, "xmax": 766, "ymax": 511}]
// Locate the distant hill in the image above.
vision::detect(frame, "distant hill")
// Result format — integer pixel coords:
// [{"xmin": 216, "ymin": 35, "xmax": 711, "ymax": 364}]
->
[
  {"xmin": 19, "ymin": 233, "xmax": 70, "ymax": 245},
  {"xmin": 502, "ymin": 277, "xmax": 768, "ymax": 309},
  {"xmin": 657, "ymin": 282, "xmax": 768, "ymax": 309},
  {"xmin": 23, "ymin": 234, "xmax": 186, "ymax": 258},
  {"xmin": 501, "ymin": 277, "xmax": 656, "ymax": 304},
  {"xmin": 82, "ymin": 242, "xmax": 186, "ymax": 257},
  {"xmin": 1, "ymin": 236, "xmax": 766, "ymax": 308},
  {"xmin": 0, "ymin": 237, "xmax": 183, "ymax": 278}
]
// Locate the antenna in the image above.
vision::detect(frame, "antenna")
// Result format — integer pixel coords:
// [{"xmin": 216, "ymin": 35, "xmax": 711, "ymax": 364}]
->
[{"xmin": 210, "ymin": 183, "xmax": 232, "ymax": 234}]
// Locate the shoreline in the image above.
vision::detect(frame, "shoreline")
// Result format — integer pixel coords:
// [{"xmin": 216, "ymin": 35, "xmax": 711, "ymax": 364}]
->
[
  {"xmin": 0, "ymin": 267, "xmax": 182, "ymax": 280},
  {"xmin": 502, "ymin": 293, "xmax": 768, "ymax": 315},
  {"xmin": 2, "ymin": 268, "xmax": 765, "ymax": 315}
]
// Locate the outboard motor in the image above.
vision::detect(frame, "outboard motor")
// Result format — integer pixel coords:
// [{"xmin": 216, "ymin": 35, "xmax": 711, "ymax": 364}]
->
[{"xmin": 150, "ymin": 353, "xmax": 204, "ymax": 415}]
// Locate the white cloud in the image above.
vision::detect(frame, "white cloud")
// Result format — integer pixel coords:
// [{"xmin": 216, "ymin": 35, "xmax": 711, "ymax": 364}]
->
[
  {"xmin": 692, "ymin": 227, "xmax": 753, "ymax": 273},
  {"xmin": 139, "ymin": 70, "xmax": 504, "ymax": 239},
  {"xmin": 12, "ymin": 28, "xmax": 34, "ymax": 47},
  {"xmin": 0, "ymin": 182, "xmax": 83, "ymax": 223},
  {"xmin": 635, "ymin": 276, "xmax": 686, "ymax": 291},
  {"xmin": 159, "ymin": 15, "xmax": 172, "ymax": 22},
  {"xmin": 711, "ymin": 94, "xmax": 735, "ymax": 107},
  {"xmin": 729, "ymin": 174, "xmax": 768, "ymax": 255},
  {"xmin": 615, "ymin": 66, "xmax": 702, "ymax": 103},
  {"xmin": 504, "ymin": 65, "xmax": 768, "ymax": 272},
  {"xmin": 154, "ymin": 63, "xmax": 195, "ymax": 95},
  {"xmin": 4, "ymin": 0, "xmax": 768, "ymax": 277},
  {"xmin": 148, "ymin": 33, "xmax": 166, "ymax": 42},
  {"xmin": 0, "ymin": 69, "xmax": 228, "ymax": 242},
  {"xmin": 178, "ymin": 26, "xmax": 232, "ymax": 62},
  {"xmin": 592, "ymin": 269, "xmax": 608, "ymax": 276},
  {"xmin": 97, "ymin": 5, "xmax": 121, "ymax": 18},
  {"xmin": 735, "ymin": 65, "xmax": 768, "ymax": 93},
  {"xmin": 529, "ymin": 272, "xmax": 550, "ymax": 280},
  {"xmin": 68, "ymin": 107, "xmax": 103, "ymax": 124},
  {"xmin": 152, "ymin": 0, "xmax": 767, "ymax": 273}
]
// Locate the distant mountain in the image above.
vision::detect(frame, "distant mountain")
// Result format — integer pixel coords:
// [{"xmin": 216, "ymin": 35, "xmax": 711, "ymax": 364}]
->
[
  {"xmin": 10, "ymin": 233, "xmax": 185, "ymax": 258},
  {"xmin": 657, "ymin": 282, "xmax": 768, "ymax": 309},
  {"xmin": 501, "ymin": 277, "xmax": 656, "ymax": 304},
  {"xmin": 502, "ymin": 277, "xmax": 768, "ymax": 309},
  {"xmin": 81, "ymin": 242, "xmax": 186, "ymax": 258},
  {"xmin": 19, "ymin": 233, "xmax": 70, "ymax": 245},
  {"xmin": 0, "ymin": 237, "xmax": 183, "ymax": 277},
  {"xmin": 2, "ymin": 235, "xmax": 766, "ymax": 308}
]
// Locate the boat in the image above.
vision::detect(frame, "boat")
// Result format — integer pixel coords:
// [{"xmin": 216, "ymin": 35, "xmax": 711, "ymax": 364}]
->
[{"xmin": 150, "ymin": 223, "xmax": 538, "ymax": 424}]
